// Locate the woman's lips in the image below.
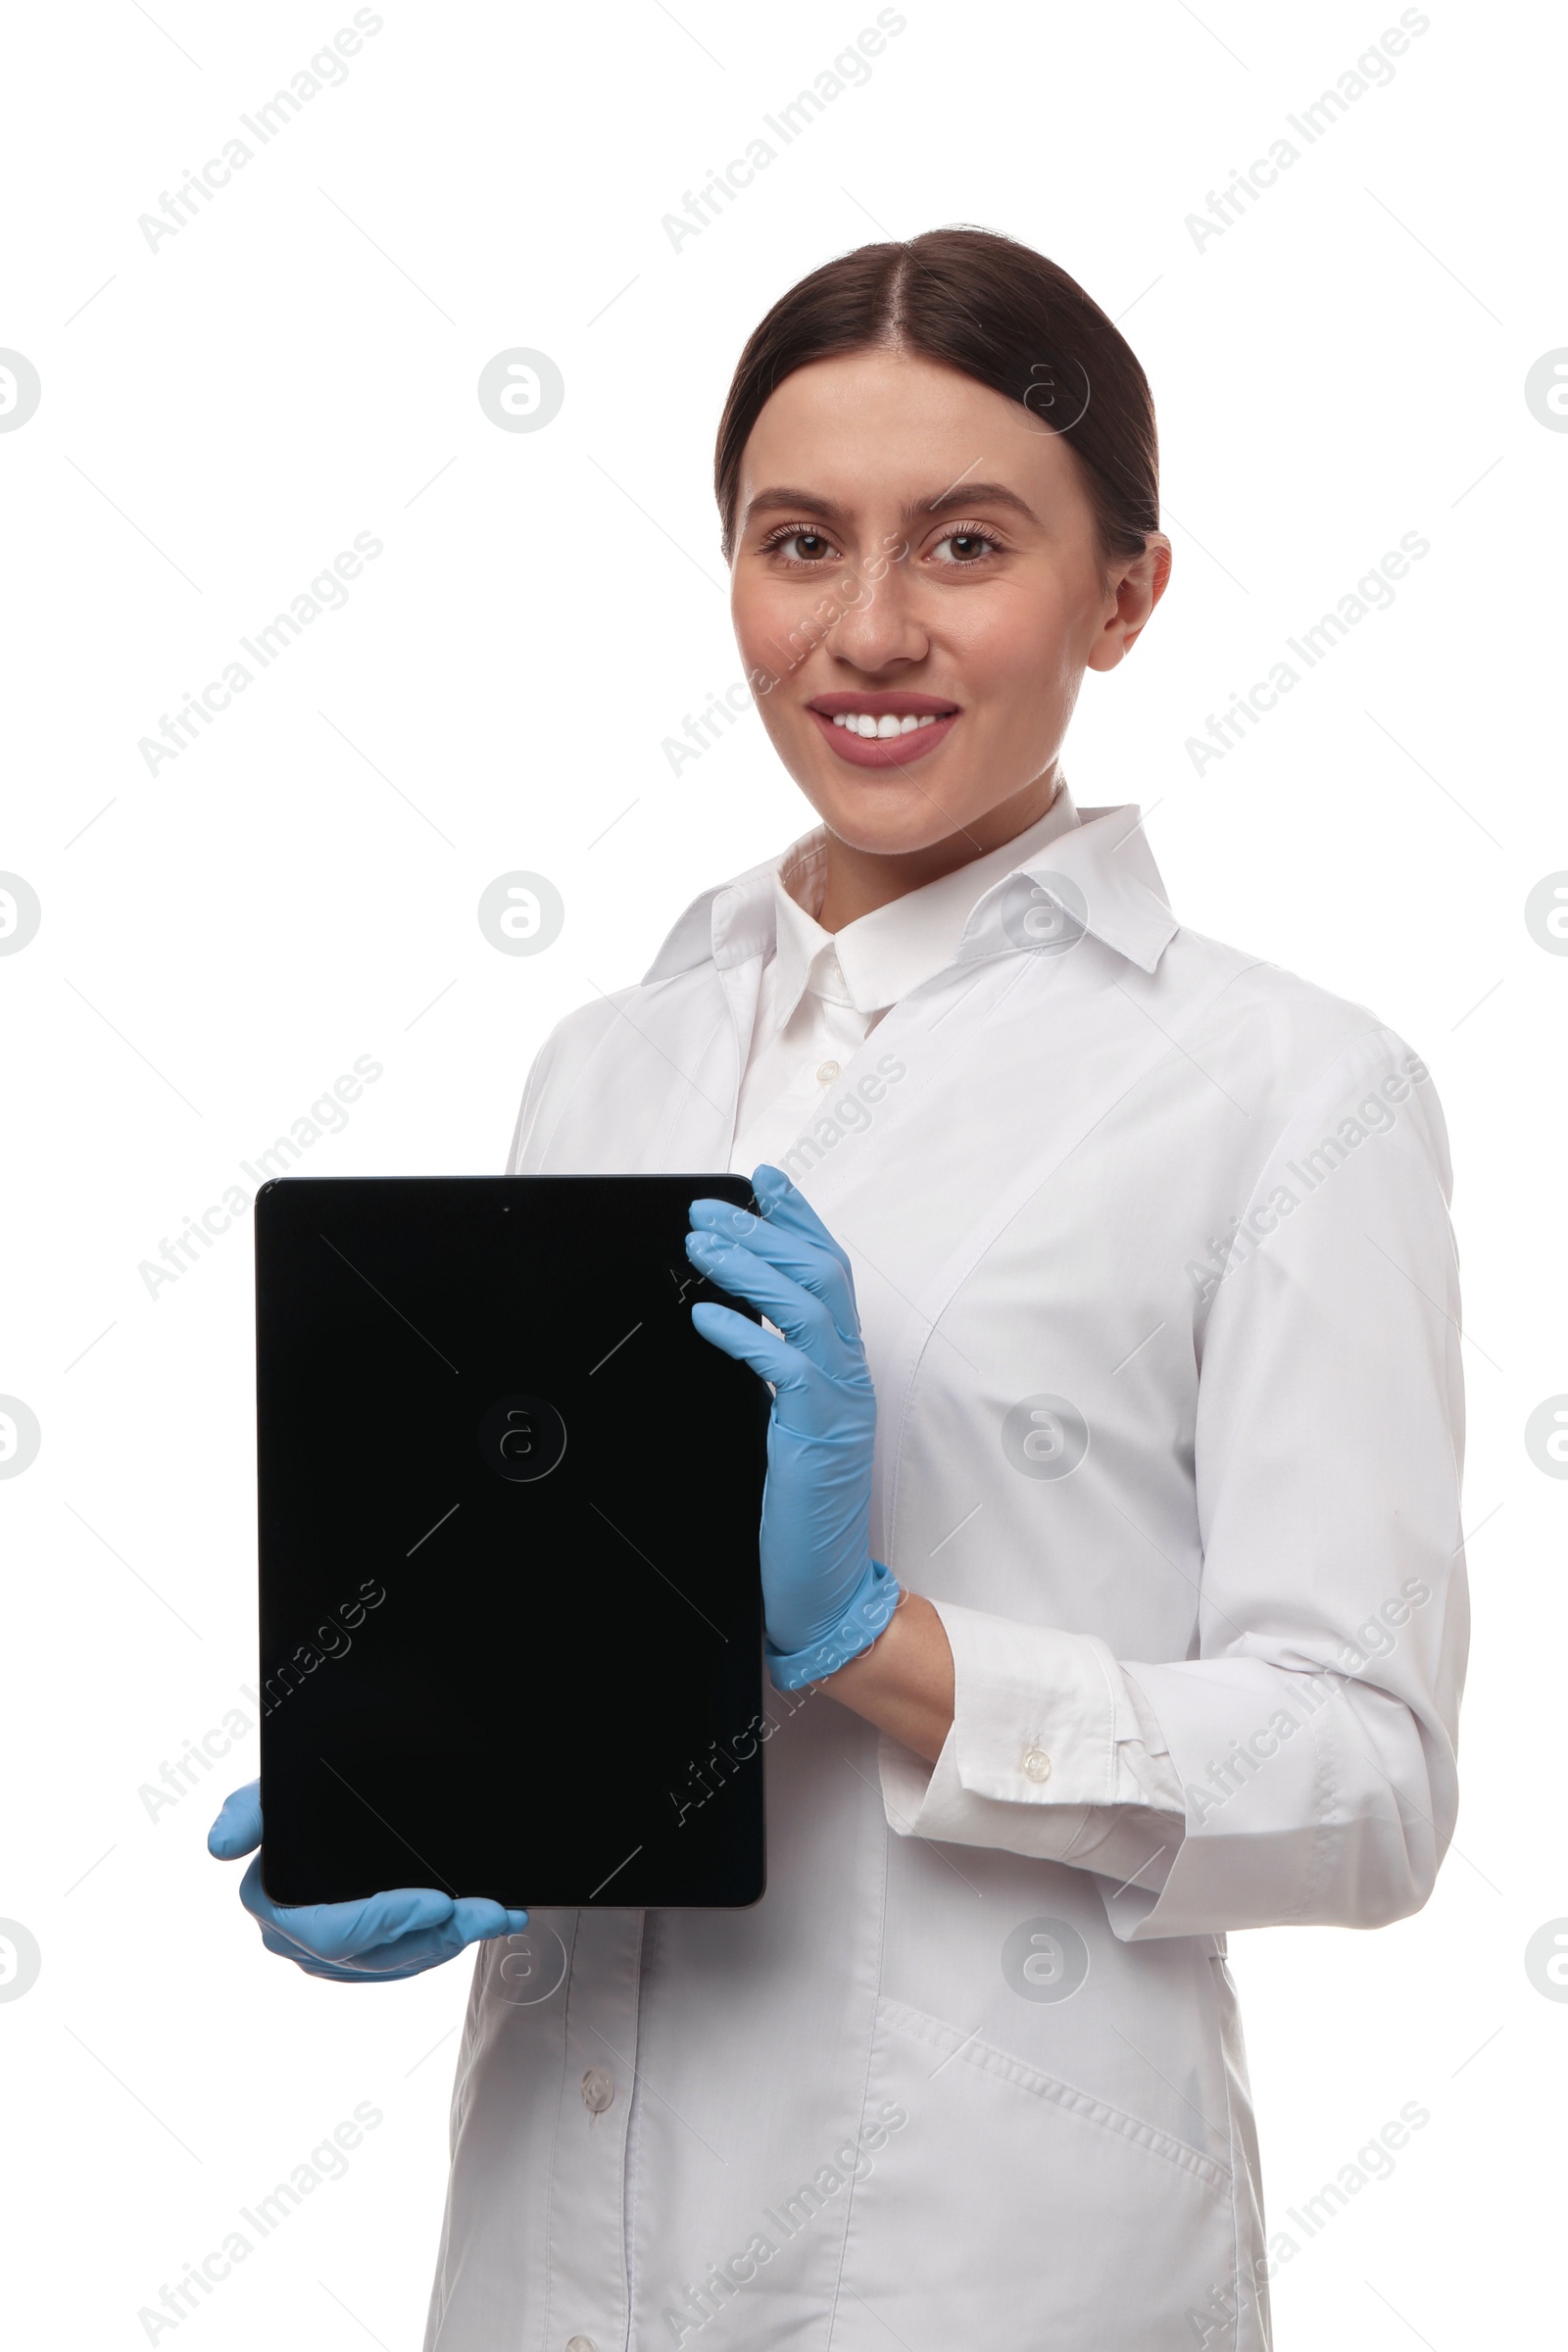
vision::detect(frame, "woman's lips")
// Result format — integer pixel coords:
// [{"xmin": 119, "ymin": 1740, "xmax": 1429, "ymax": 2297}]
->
[{"xmin": 806, "ymin": 696, "xmax": 960, "ymax": 769}]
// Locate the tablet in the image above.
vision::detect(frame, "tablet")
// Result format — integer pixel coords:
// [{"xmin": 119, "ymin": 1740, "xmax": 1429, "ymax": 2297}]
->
[{"xmin": 254, "ymin": 1174, "xmax": 768, "ymax": 1910}]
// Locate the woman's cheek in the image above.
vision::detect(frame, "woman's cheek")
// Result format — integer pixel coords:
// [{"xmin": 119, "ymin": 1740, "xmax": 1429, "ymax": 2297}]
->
[
  {"xmin": 731, "ymin": 579, "xmax": 801, "ymax": 670},
  {"xmin": 974, "ymin": 591, "xmax": 1082, "ymax": 723}
]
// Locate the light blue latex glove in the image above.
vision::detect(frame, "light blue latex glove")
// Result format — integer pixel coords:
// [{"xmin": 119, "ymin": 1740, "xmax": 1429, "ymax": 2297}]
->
[
  {"xmin": 686, "ymin": 1163, "xmax": 899, "ymax": 1687},
  {"xmin": 208, "ymin": 1781, "xmax": 528, "ymax": 1983}
]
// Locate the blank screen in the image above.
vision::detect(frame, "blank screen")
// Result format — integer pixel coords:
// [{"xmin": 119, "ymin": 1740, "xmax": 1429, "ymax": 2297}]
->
[{"xmin": 255, "ymin": 1174, "xmax": 768, "ymax": 1909}]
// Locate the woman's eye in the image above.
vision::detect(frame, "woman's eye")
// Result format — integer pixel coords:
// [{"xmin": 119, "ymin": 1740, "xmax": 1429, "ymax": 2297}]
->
[
  {"xmin": 932, "ymin": 532, "xmax": 996, "ymax": 564},
  {"xmin": 771, "ymin": 530, "xmax": 836, "ymax": 562}
]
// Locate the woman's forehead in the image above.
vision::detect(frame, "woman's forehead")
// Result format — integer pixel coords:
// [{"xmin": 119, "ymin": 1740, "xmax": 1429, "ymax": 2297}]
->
[{"xmin": 737, "ymin": 353, "xmax": 1076, "ymax": 517}]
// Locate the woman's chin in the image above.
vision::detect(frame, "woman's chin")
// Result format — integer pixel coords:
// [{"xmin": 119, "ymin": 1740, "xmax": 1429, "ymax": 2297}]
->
[
  {"xmin": 810, "ymin": 797, "xmax": 977, "ymax": 858},
  {"xmin": 780, "ymin": 756, "xmax": 975, "ymax": 849}
]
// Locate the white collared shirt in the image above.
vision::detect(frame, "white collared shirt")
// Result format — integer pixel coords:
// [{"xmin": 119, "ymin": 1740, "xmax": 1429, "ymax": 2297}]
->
[
  {"xmin": 731, "ymin": 785, "xmax": 1083, "ymax": 1175},
  {"xmin": 729, "ymin": 784, "xmax": 1186, "ymax": 1835},
  {"xmin": 425, "ymin": 802, "xmax": 1467, "ymax": 2351}
]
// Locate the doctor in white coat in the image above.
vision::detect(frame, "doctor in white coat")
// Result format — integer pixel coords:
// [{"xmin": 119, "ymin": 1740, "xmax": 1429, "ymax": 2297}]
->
[{"xmin": 211, "ymin": 228, "xmax": 1467, "ymax": 2351}]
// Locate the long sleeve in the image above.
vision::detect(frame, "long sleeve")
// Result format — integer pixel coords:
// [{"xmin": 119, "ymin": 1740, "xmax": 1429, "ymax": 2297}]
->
[
  {"xmin": 877, "ymin": 1612, "xmax": 1189, "ymax": 1898},
  {"xmin": 879, "ymin": 1023, "xmax": 1468, "ymax": 1939}
]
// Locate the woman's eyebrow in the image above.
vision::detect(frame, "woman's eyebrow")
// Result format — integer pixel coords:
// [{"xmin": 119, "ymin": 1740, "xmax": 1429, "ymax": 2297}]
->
[
  {"xmin": 916, "ymin": 481, "xmax": 1040, "ymax": 526},
  {"xmin": 741, "ymin": 485, "xmax": 851, "ymax": 528},
  {"xmin": 741, "ymin": 480, "xmax": 1042, "ymax": 531}
]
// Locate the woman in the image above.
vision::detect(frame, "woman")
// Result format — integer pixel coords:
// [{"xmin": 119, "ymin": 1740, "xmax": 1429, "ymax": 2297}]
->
[{"xmin": 211, "ymin": 228, "xmax": 1467, "ymax": 2349}]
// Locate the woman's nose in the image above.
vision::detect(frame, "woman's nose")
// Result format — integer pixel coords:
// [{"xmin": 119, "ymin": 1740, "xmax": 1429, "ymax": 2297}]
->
[{"xmin": 819, "ymin": 553, "xmax": 929, "ymax": 670}]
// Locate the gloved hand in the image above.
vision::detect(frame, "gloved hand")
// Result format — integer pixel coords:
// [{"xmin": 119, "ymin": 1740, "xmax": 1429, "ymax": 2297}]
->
[
  {"xmin": 208, "ymin": 1781, "xmax": 527, "ymax": 1982},
  {"xmin": 686, "ymin": 1162, "xmax": 899, "ymax": 1688}
]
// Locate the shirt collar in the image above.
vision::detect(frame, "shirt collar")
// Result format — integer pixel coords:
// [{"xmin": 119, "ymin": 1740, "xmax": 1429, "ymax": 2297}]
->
[
  {"xmin": 642, "ymin": 789, "xmax": 1177, "ymax": 991},
  {"xmin": 765, "ymin": 783, "xmax": 1083, "ymax": 1025},
  {"xmin": 958, "ymin": 800, "xmax": 1177, "ymax": 976}
]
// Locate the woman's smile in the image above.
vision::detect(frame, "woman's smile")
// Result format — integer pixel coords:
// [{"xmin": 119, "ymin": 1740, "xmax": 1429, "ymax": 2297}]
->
[{"xmin": 807, "ymin": 688, "xmax": 960, "ymax": 767}]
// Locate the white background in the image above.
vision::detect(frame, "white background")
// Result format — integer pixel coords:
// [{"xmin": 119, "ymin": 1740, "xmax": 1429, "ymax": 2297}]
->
[{"xmin": 1, "ymin": 1, "xmax": 1563, "ymax": 2344}]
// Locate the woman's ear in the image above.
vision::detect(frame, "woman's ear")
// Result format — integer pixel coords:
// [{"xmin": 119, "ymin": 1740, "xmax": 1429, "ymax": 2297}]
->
[{"xmin": 1088, "ymin": 534, "xmax": 1172, "ymax": 672}]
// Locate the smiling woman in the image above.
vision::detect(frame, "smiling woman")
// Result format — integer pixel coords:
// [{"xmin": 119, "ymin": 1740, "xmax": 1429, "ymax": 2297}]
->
[
  {"xmin": 716, "ymin": 231, "xmax": 1170, "ymax": 922},
  {"xmin": 210, "ymin": 225, "xmax": 1468, "ymax": 2352}
]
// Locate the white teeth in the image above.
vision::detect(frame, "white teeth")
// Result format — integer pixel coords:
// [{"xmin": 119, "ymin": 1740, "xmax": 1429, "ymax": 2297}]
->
[{"xmin": 830, "ymin": 711, "xmax": 946, "ymax": 736}]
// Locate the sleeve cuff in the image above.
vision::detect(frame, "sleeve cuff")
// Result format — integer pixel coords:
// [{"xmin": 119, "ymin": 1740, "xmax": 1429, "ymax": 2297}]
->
[
  {"xmin": 877, "ymin": 1717, "xmax": 1094, "ymax": 1860},
  {"xmin": 933, "ymin": 1599, "xmax": 1159, "ymax": 1805},
  {"xmin": 875, "ymin": 1600, "xmax": 1185, "ymax": 1864}
]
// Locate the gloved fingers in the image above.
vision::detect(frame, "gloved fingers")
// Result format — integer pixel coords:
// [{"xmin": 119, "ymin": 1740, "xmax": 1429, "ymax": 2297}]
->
[
  {"xmin": 208, "ymin": 1780, "xmax": 263, "ymax": 1860},
  {"xmin": 751, "ymin": 1164, "xmax": 857, "ymax": 1283},
  {"xmin": 238, "ymin": 1857, "xmax": 456, "ymax": 1963},
  {"xmin": 690, "ymin": 1298, "xmax": 865, "ymax": 1446},
  {"xmin": 448, "ymin": 1898, "xmax": 530, "ymax": 1944},
  {"xmin": 237, "ymin": 1855, "xmax": 348, "ymax": 1955},
  {"xmin": 295, "ymin": 1960, "xmax": 407, "ymax": 1982},
  {"xmin": 257, "ymin": 1925, "xmax": 438, "ymax": 1982},
  {"xmin": 688, "ymin": 1209, "xmax": 859, "ymax": 1351},
  {"xmin": 690, "ymin": 1171, "xmax": 861, "ymax": 1341},
  {"xmin": 315, "ymin": 1906, "xmax": 514, "ymax": 1980},
  {"xmin": 751, "ymin": 1168, "xmax": 863, "ymax": 1339},
  {"xmin": 318, "ymin": 1884, "xmax": 462, "ymax": 1958},
  {"xmin": 238, "ymin": 1857, "xmax": 526, "ymax": 1975},
  {"xmin": 689, "ymin": 1298, "xmax": 814, "ymax": 1395},
  {"xmin": 371, "ymin": 1908, "xmax": 495, "ymax": 1974},
  {"xmin": 256, "ymin": 1924, "xmax": 381, "ymax": 1980},
  {"xmin": 685, "ymin": 1230, "xmax": 848, "ymax": 1369},
  {"xmin": 257, "ymin": 1911, "xmax": 435, "ymax": 1979}
]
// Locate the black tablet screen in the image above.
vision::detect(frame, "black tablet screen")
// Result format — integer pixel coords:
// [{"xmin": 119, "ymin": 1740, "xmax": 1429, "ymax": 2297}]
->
[{"xmin": 254, "ymin": 1174, "xmax": 767, "ymax": 1909}]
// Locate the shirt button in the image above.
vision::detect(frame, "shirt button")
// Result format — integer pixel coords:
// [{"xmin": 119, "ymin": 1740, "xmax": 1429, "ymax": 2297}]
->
[
  {"xmin": 565, "ymin": 2339, "xmax": 599, "ymax": 2352},
  {"xmin": 1022, "ymin": 1746, "xmax": 1053, "ymax": 1783},
  {"xmin": 580, "ymin": 2065, "xmax": 614, "ymax": 2114},
  {"xmin": 815, "ymin": 1059, "xmax": 842, "ymax": 1086}
]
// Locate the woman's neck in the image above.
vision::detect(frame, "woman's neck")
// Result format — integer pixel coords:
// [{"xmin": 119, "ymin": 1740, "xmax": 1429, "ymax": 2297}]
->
[{"xmin": 814, "ymin": 766, "xmax": 1061, "ymax": 931}]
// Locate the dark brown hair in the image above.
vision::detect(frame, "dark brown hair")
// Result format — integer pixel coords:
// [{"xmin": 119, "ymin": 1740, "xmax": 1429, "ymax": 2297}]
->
[{"xmin": 714, "ymin": 226, "xmax": 1158, "ymax": 579}]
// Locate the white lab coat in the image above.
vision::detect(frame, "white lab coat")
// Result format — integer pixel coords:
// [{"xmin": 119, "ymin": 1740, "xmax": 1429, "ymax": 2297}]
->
[{"xmin": 423, "ymin": 803, "xmax": 1467, "ymax": 2351}]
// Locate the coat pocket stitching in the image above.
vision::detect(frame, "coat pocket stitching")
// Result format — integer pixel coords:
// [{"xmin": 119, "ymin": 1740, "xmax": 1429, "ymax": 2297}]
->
[{"xmin": 878, "ymin": 1995, "xmax": 1233, "ymax": 2204}]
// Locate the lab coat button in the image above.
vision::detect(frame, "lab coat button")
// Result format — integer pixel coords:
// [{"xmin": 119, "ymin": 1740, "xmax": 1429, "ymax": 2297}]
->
[
  {"xmin": 816, "ymin": 1059, "xmax": 842, "ymax": 1086},
  {"xmin": 565, "ymin": 2338, "xmax": 599, "ymax": 2351},
  {"xmin": 580, "ymin": 2065, "xmax": 614, "ymax": 2113},
  {"xmin": 1022, "ymin": 1746, "xmax": 1053, "ymax": 1783}
]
